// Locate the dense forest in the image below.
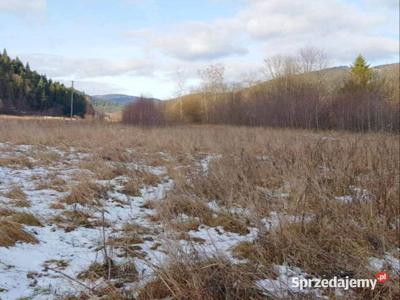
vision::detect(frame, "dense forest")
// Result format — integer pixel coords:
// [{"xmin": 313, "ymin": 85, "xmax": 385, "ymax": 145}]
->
[
  {"xmin": 0, "ymin": 49, "xmax": 91, "ymax": 117},
  {"xmin": 123, "ymin": 52, "xmax": 399, "ymax": 132}
]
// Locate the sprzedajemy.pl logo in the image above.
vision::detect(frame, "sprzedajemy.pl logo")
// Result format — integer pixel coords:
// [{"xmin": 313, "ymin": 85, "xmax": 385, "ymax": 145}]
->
[{"xmin": 292, "ymin": 272, "xmax": 389, "ymax": 291}]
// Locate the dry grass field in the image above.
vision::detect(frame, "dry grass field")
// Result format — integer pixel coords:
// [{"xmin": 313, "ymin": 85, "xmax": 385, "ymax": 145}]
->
[{"xmin": 0, "ymin": 118, "xmax": 399, "ymax": 299}]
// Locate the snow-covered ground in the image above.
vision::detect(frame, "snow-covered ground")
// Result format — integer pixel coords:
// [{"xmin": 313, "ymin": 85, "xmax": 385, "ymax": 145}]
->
[
  {"xmin": 0, "ymin": 144, "xmax": 257, "ymax": 299},
  {"xmin": 0, "ymin": 143, "xmax": 398, "ymax": 299},
  {"xmin": 0, "ymin": 143, "xmax": 174, "ymax": 299}
]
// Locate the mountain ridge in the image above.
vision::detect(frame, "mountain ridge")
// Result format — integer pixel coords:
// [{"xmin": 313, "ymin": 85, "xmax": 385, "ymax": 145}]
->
[{"xmin": 92, "ymin": 94, "xmax": 161, "ymax": 106}]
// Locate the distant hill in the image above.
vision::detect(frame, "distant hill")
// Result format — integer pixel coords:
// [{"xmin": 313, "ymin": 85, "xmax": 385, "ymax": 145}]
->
[
  {"xmin": 91, "ymin": 97, "xmax": 124, "ymax": 113},
  {"xmin": 92, "ymin": 94, "xmax": 161, "ymax": 113},
  {"xmin": 92, "ymin": 94, "xmax": 139, "ymax": 106},
  {"xmin": 373, "ymin": 62, "xmax": 399, "ymax": 70},
  {"xmin": 0, "ymin": 49, "xmax": 92, "ymax": 117},
  {"xmin": 93, "ymin": 94, "xmax": 160, "ymax": 105}
]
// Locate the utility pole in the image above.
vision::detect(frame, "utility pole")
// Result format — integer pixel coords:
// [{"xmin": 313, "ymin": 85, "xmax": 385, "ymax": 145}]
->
[{"xmin": 70, "ymin": 80, "xmax": 74, "ymax": 119}]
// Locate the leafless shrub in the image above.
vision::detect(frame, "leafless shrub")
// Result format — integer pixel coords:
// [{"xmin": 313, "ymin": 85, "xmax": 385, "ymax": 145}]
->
[{"xmin": 122, "ymin": 98, "xmax": 164, "ymax": 126}]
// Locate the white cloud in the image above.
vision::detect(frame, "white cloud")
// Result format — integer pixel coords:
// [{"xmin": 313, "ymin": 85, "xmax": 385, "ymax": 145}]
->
[
  {"xmin": 236, "ymin": 0, "xmax": 384, "ymax": 39},
  {"xmin": 245, "ymin": 0, "xmax": 398, "ymax": 63},
  {"xmin": 326, "ymin": 34, "xmax": 399, "ymax": 62},
  {"xmin": 129, "ymin": 0, "xmax": 396, "ymax": 66},
  {"xmin": 20, "ymin": 54, "xmax": 155, "ymax": 79},
  {"xmin": 0, "ymin": 0, "xmax": 46, "ymax": 14},
  {"xmin": 58, "ymin": 79, "xmax": 121, "ymax": 96},
  {"xmin": 115, "ymin": 0, "xmax": 398, "ymax": 97},
  {"xmin": 151, "ymin": 22, "xmax": 247, "ymax": 61}
]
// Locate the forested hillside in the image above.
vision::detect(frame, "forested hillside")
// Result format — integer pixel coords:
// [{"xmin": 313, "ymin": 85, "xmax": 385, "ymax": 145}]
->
[{"xmin": 0, "ymin": 49, "xmax": 92, "ymax": 117}]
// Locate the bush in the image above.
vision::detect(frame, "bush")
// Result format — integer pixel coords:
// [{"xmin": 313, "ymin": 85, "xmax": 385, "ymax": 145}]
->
[{"xmin": 122, "ymin": 99, "xmax": 164, "ymax": 126}]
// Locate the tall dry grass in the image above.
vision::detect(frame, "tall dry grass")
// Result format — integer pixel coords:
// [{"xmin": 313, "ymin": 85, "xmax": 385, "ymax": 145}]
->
[{"xmin": 0, "ymin": 117, "xmax": 399, "ymax": 299}]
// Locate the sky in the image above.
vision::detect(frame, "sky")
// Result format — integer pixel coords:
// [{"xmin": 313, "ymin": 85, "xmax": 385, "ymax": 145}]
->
[{"xmin": 0, "ymin": 0, "xmax": 398, "ymax": 99}]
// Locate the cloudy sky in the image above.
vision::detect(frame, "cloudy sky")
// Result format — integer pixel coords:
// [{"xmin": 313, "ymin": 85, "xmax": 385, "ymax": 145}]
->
[{"xmin": 0, "ymin": 0, "xmax": 398, "ymax": 99}]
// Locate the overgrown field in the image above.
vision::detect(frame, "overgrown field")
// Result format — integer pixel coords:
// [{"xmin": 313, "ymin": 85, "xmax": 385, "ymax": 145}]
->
[{"xmin": 0, "ymin": 118, "xmax": 399, "ymax": 299}]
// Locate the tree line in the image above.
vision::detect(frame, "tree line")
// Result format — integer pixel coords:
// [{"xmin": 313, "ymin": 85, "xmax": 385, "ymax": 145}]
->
[
  {"xmin": 0, "ymin": 49, "xmax": 91, "ymax": 117},
  {"xmin": 123, "ymin": 49, "xmax": 399, "ymax": 132}
]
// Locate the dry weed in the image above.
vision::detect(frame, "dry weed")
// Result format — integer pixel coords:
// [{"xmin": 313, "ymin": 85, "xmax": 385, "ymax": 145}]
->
[
  {"xmin": 6, "ymin": 186, "xmax": 30, "ymax": 207},
  {"xmin": 0, "ymin": 220, "xmax": 38, "ymax": 247},
  {"xmin": 62, "ymin": 181, "xmax": 108, "ymax": 206},
  {"xmin": 137, "ymin": 255, "xmax": 264, "ymax": 300}
]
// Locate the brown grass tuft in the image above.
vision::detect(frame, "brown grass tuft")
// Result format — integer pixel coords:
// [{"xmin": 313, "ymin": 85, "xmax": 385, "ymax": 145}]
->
[
  {"xmin": 62, "ymin": 181, "xmax": 108, "ymax": 206},
  {"xmin": 122, "ymin": 179, "xmax": 141, "ymax": 197},
  {"xmin": 0, "ymin": 155, "xmax": 34, "ymax": 169},
  {"xmin": 0, "ymin": 208, "xmax": 43, "ymax": 227},
  {"xmin": 80, "ymin": 158, "xmax": 128, "ymax": 180},
  {"xmin": 122, "ymin": 170, "xmax": 162, "ymax": 197},
  {"xmin": 10, "ymin": 212, "xmax": 43, "ymax": 227},
  {"xmin": 208, "ymin": 212, "xmax": 250, "ymax": 235},
  {"xmin": 49, "ymin": 201, "xmax": 66, "ymax": 209},
  {"xmin": 6, "ymin": 186, "xmax": 30, "ymax": 207},
  {"xmin": 0, "ymin": 220, "xmax": 38, "ymax": 247},
  {"xmin": 137, "ymin": 256, "xmax": 264, "ymax": 300},
  {"xmin": 52, "ymin": 209, "xmax": 109, "ymax": 231},
  {"xmin": 77, "ymin": 261, "xmax": 137, "ymax": 283},
  {"xmin": 36, "ymin": 176, "xmax": 68, "ymax": 192},
  {"xmin": 142, "ymin": 171, "xmax": 162, "ymax": 186}
]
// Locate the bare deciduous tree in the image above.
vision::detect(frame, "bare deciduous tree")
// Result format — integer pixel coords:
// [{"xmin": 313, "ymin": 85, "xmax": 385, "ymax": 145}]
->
[
  {"xmin": 161, "ymin": 48, "xmax": 397, "ymax": 132},
  {"xmin": 297, "ymin": 47, "xmax": 328, "ymax": 128},
  {"xmin": 198, "ymin": 63, "xmax": 226, "ymax": 123},
  {"xmin": 264, "ymin": 55, "xmax": 300, "ymax": 79},
  {"xmin": 174, "ymin": 67, "xmax": 187, "ymax": 122},
  {"xmin": 298, "ymin": 47, "xmax": 328, "ymax": 73}
]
